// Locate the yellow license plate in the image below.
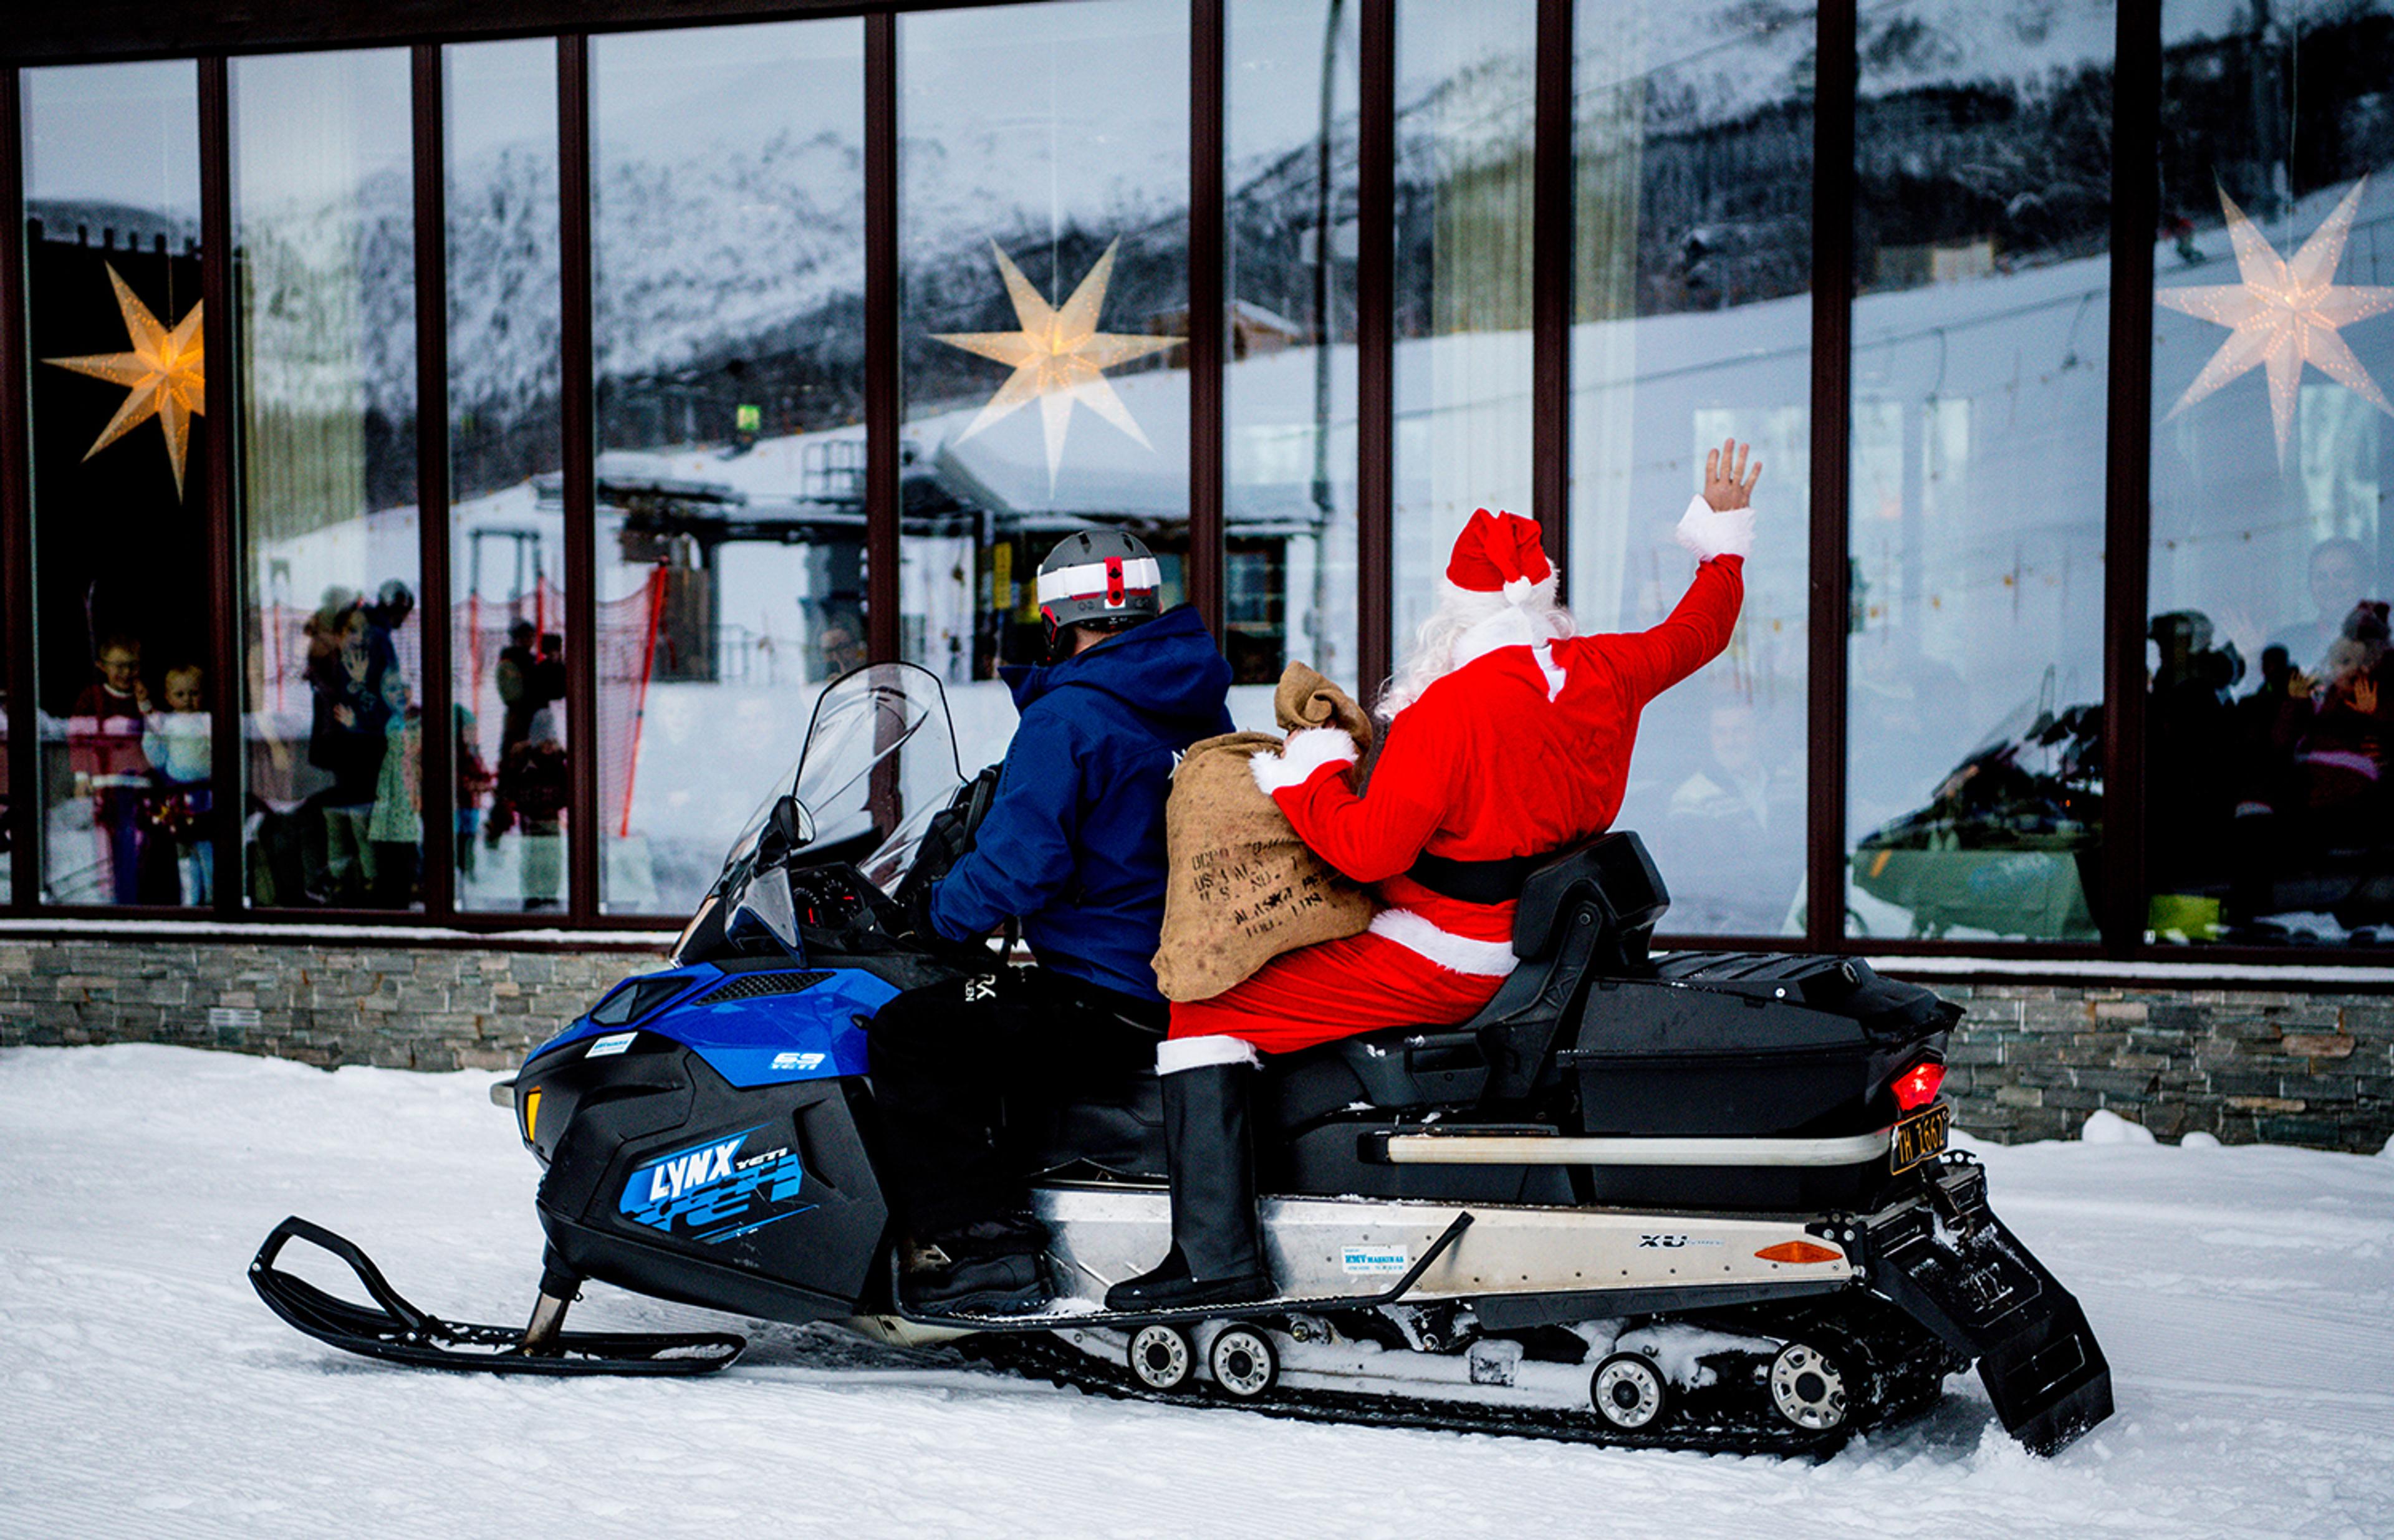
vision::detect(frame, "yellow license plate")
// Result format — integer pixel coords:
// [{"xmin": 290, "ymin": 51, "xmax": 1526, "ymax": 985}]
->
[{"xmin": 1891, "ymin": 1104, "xmax": 1951, "ymax": 1174}]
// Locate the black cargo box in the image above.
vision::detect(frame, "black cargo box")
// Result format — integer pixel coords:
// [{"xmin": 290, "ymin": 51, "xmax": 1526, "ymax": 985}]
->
[{"xmin": 1559, "ymin": 953, "xmax": 1958, "ymax": 1209}]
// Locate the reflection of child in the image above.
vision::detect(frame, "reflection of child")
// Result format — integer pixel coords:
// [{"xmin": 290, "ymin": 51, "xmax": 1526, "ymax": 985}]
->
[
  {"xmin": 367, "ymin": 669, "xmax": 423, "ymax": 908},
  {"xmin": 143, "ymin": 664, "xmax": 213, "ymax": 904},
  {"xmin": 454, "ymin": 702, "xmax": 492, "ymax": 880},
  {"xmin": 70, "ymin": 635, "xmax": 152, "ymax": 903},
  {"xmin": 2287, "ymin": 604, "xmax": 2393, "ymax": 823}
]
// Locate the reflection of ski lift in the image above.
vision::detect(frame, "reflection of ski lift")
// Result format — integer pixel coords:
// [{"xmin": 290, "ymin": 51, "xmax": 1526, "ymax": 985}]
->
[{"xmin": 468, "ymin": 528, "xmax": 550, "ymax": 629}]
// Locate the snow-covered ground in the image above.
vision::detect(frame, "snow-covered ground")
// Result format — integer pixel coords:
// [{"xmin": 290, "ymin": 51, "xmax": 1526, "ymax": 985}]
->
[{"xmin": 2, "ymin": 1045, "xmax": 2388, "ymax": 1540}]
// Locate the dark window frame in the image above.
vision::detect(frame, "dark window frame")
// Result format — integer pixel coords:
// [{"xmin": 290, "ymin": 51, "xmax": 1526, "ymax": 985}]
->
[{"xmin": 5, "ymin": 0, "xmax": 2333, "ymax": 968}]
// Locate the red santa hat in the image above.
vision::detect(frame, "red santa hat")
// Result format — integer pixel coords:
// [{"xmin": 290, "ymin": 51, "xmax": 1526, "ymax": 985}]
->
[
  {"xmin": 1446, "ymin": 509, "xmax": 1552, "ymax": 602},
  {"xmin": 1377, "ymin": 508, "xmax": 1568, "ymax": 713}
]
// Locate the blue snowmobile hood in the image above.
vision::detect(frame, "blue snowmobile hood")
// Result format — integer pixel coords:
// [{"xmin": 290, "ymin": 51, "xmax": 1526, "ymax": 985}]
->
[{"xmin": 999, "ymin": 605, "xmax": 1232, "ymax": 731}]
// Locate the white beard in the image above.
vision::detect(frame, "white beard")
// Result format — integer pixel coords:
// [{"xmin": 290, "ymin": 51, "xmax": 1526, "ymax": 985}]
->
[{"xmin": 1377, "ymin": 575, "xmax": 1577, "ymax": 720}]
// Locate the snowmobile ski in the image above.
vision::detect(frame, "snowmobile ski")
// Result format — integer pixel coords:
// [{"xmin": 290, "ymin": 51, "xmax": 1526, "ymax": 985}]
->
[
  {"xmin": 250, "ymin": 1217, "xmax": 744, "ymax": 1376},
  {"xmin": 893, "ymin": 1210, "xmax": 1478, "ymax": 1331}
]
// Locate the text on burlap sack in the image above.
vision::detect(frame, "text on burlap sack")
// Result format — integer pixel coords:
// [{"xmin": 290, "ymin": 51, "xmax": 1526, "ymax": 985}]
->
[{"xmin": 1190, "ymin": 841, "xmax": 1341, "ymax": 938}]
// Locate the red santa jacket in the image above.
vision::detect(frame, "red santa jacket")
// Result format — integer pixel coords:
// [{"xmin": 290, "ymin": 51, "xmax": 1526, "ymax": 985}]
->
[{"xmin": 1267, "ymin": 556, "xmax": 1744, "ymax": 951}]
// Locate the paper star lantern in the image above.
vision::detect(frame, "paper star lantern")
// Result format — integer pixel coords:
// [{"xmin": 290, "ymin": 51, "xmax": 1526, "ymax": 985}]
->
[
  {"xmin": 933, "ymin": 239, "xmax": 1178, "ymax": 491},
  {"xmin": 2158, "ymin": 178, "xmax": 2394, "ymax": 461},
  {"xmin": 44, "ymin": 262, "xmax": 206, "ymax": 498}
]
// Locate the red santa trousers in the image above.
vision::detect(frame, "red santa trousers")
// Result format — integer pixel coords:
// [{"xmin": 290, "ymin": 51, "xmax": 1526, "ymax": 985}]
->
[{"xmin": 1166, "ymin": 923, "xmax": 1508, "ymax": 1054}]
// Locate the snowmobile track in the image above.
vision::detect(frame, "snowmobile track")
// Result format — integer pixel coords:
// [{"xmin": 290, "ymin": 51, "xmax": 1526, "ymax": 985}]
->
[{"xmin": 962, "ymin": 1331, "xmax": 1952, "ymax": 1458}]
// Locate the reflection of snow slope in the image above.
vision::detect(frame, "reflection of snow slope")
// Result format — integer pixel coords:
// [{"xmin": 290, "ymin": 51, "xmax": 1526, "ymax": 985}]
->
[{"xmin": 4, "ymin": 1044, "xmax": 2390, "ymax": 1539}]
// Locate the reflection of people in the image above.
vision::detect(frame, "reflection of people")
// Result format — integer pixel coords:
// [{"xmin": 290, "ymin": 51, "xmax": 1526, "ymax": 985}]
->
[
  {"xmin": 2266, "ymin": 537, "xmax": 2370, "ymax": 679},
  {"xmin": 1115, "ymin": 443, "xmax": 1757, "ymax": 1312},
  {"xmin": 816, "ymin": 609, "xmax": 867, "ymax": 681},
  {"xmin": 70, "ymin": 634, "xmax": 153, "ymax": 903},
  {"xmin": 143, "ymin": 664, "xmax": 213, "ymax": 905},
  {"xmin": 2148, "ymin": 610, "xmax": 2241, "ymax": 848},
  {"xmin": 533, "ymin": 633, "xmax": 567, "ymax": 729},
  {"xmin": 493, "ymin": 729, "xmax": 567, "ymax": 912},
  {"xmin": 453, "ymin": 702, "xmax": 492, "ymax": 880},
  {"xmin": 307, "ymin": 598, "xmax": 390, "ymax": 904},
  {"xmin": 495, "ymin": 620, "xmax": 544, "ymax": 756},
  {"xmin": 367, "ymin": 669, "xmax": 423, "ymax": 908},
  {"xmin": 869, "ymin": 530, "xmax": 1233, "ymax": 1314},
  {"xmin": 1663, "ymin": 698, "xmax": 1800, "ymax": 933}
]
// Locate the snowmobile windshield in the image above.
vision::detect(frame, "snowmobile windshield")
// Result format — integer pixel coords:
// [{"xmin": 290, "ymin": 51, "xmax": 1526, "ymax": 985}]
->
[
  {"xmin": 709, "ymin": 663, "xmax": 966, "ymax": 898},
  {"xmin": 787, "ymin": 662, "xmax": 966, "ymax": 890},
  {"xmin": 679, "ymin": 665, "xmax": 964, "ymax": 964}
]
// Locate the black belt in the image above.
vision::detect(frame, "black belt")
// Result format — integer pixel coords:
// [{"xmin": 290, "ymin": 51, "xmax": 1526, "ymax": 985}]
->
[{"xmin": 1405, "ymin": 851, "xmax": 1541, "ymax": 905}]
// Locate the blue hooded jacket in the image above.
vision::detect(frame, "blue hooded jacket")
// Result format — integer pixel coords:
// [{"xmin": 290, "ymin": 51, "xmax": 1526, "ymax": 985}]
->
[{"xmin": 929, "ymin": 605, "xmax": 1234, "ymax": 1002}]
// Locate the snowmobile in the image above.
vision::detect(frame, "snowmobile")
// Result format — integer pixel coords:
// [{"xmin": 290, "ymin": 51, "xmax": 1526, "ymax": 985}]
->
[{"xmin": 252, "ymin": 663, "xmax": 2113, "ymax": 1457}]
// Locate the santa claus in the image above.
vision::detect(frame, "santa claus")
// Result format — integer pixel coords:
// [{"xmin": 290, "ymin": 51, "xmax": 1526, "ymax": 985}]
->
[{"xmin": 1107, "ymin": 439, "xmax": 1761, "ymax": 1310}]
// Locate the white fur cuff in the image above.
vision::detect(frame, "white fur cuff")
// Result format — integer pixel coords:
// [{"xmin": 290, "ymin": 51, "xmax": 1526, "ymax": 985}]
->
[
  {"xmin": 1369, "ymin": 908, "xmax": 1521, "ymax": 976},
  {"xmin": 1251, "ymin": 725, "xmax": 1360, "ymax": 796},
  {"xmin": 1671, "ymin": 493, "xmax": 1754, "ymax": 562},
  {"xmin": 1158, "ymin": 1035, "xmax": 1262, "ymax": 1074}
]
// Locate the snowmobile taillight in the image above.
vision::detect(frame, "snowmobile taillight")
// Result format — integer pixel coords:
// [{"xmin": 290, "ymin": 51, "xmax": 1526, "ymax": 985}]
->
[
  {"xmin": 1892, "ymin": 1060, "xmax": 1946, "ymax": 1112},
  {"xmin": 1754, "ymin": 1241, "xmax": 1842, "ymax": 1266}
]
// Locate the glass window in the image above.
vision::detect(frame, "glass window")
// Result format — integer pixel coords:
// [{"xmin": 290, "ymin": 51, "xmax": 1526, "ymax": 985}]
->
[
  {"xmin": 1225, "ymin": 0, "xmax": 1361, "ymax": 719},
  {"xmin": 592, "ymin": 20, "xmax": 866, "ymax": 915},
  {"xmin": 232, "ymin": 51, "xmax": 422, "ymax": 912},
  {"xmin": 21, "ymin": 62, "xmax": 209, "ymax": 907},
  {"xmin": 901, "ymin": 0, "xmax": 1192, "ymax": 772},
  {"xmin": 1843, "ymin": 1, "xmax": 2115, "ymax": 944},
  {"xmin": 2148, "ymin": 1, "xmax": 2394, "ymax": 946},
  {"xmin": 1572, "ymin": 0, "xmax": 1815, "ymax": 938},
  {"xmin": 446, "ymin": 39, "xmax": 565, "ymax": 913},
  {"xmin": 1390, "ymin": 0, "xmax": 1536, "ymax": 648}
]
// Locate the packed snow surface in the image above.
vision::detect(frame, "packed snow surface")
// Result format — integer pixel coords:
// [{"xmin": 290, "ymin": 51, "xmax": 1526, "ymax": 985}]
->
[{"xmin": 4, "ymin": 1046, "xmax": 2390, "ymax": 1540}]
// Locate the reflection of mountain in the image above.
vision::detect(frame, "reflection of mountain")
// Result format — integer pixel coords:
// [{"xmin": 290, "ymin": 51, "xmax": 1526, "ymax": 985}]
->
[
  {"xmin": 44, "ymin": 0, "xmax": 2375, "ymax": 517},
  {"xmin": 593, "ymin": 128, "xmax": 864, "ymax": 378}
]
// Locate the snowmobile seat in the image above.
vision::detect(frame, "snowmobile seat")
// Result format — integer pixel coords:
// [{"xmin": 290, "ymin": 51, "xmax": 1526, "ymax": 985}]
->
[
  {"xmin": 1267, "ymin": 833, "xmax": 1670, "ymax": 1124},
  {"xmin": 1470, "ymin": 832, "xmax": 1666, "ymax": 1104}
]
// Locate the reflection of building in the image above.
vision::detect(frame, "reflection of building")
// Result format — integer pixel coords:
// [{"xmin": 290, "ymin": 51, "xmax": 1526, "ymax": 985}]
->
[{"xmin": 5, "ymin": 1, "xmax": 2394, "ymax": 1153}]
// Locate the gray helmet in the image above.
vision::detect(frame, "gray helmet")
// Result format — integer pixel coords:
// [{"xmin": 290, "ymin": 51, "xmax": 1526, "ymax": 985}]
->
[{"xmin": 1037, "ymin": 529, "xmax": 1161, "ymax": 658}]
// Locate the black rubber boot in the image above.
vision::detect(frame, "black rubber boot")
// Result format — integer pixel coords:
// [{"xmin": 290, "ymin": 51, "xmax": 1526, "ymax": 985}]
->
[
  {"xmin": 903, "ymin": 1213, "xmax": 1053, "ymax": 1315},
  {"xmin": 1104, "ymin": 1062, "xmax": 1272, "ymax": 1311}
]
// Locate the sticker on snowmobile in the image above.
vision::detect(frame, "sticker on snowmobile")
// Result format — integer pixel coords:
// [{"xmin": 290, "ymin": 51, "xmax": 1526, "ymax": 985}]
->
[
  {"xmin": 770, "ymin": 1051, "xmax": 827, "ymax": 1072},
  {"xmin": 1340, "ymin": 1246, "xmax": 1410, "ymax": 1276},
  {"xmin": 584, "ymin": 1032, "xmax": 637, "ymax": 1059},
  {"xmin": 619, "ymin": 1126, "xmax": 812, "ymax": 1244}
]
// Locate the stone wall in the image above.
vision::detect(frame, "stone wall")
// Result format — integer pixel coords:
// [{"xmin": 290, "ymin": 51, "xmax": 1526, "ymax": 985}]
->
[
  {"xmin": 2, "ymin": 936, "xmax": 2391, "ymax": 1152},
  {"xmin": 0, "ymin": 935, "xmax": 660, "ymax": 1071},
  {"xmin": 1921, "ymin": 980, "xmax": 2394, "ymax": 1153}
]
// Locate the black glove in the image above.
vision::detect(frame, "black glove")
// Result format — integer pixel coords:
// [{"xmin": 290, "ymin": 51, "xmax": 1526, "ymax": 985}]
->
[
  {"xmin": 912, "ymin": 801, "xmax": 978, "ymax": 890},
  {"xmin": 903, "ymin": 873, "xmax": 946, "ymax": 949}
]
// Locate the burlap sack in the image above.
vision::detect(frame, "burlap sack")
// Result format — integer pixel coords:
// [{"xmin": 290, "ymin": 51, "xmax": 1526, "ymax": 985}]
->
[{"xmin": 1151, "ymin": 664, "xmax": 1377, "ymax": 1002}]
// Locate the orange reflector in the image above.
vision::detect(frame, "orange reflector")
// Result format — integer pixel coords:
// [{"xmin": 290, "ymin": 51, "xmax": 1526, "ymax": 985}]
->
[
  {"xmin": 522, "ymin": 1087, "xmax": 542, "ymax": 1145},
  {"xmin": 1756, "ymin": 1241, "xmax": 1842, "ymax": 1265}
]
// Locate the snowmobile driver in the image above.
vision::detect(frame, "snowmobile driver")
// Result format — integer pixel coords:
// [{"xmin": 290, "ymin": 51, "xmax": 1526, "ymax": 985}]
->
[
  {"xmin": 1107, "ymin": 442, "xmax": 1762, "ymax": 1311},
  {"xmin": 870, "ymin": 529, "xmax": 1234, "ymax": 1313}
]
